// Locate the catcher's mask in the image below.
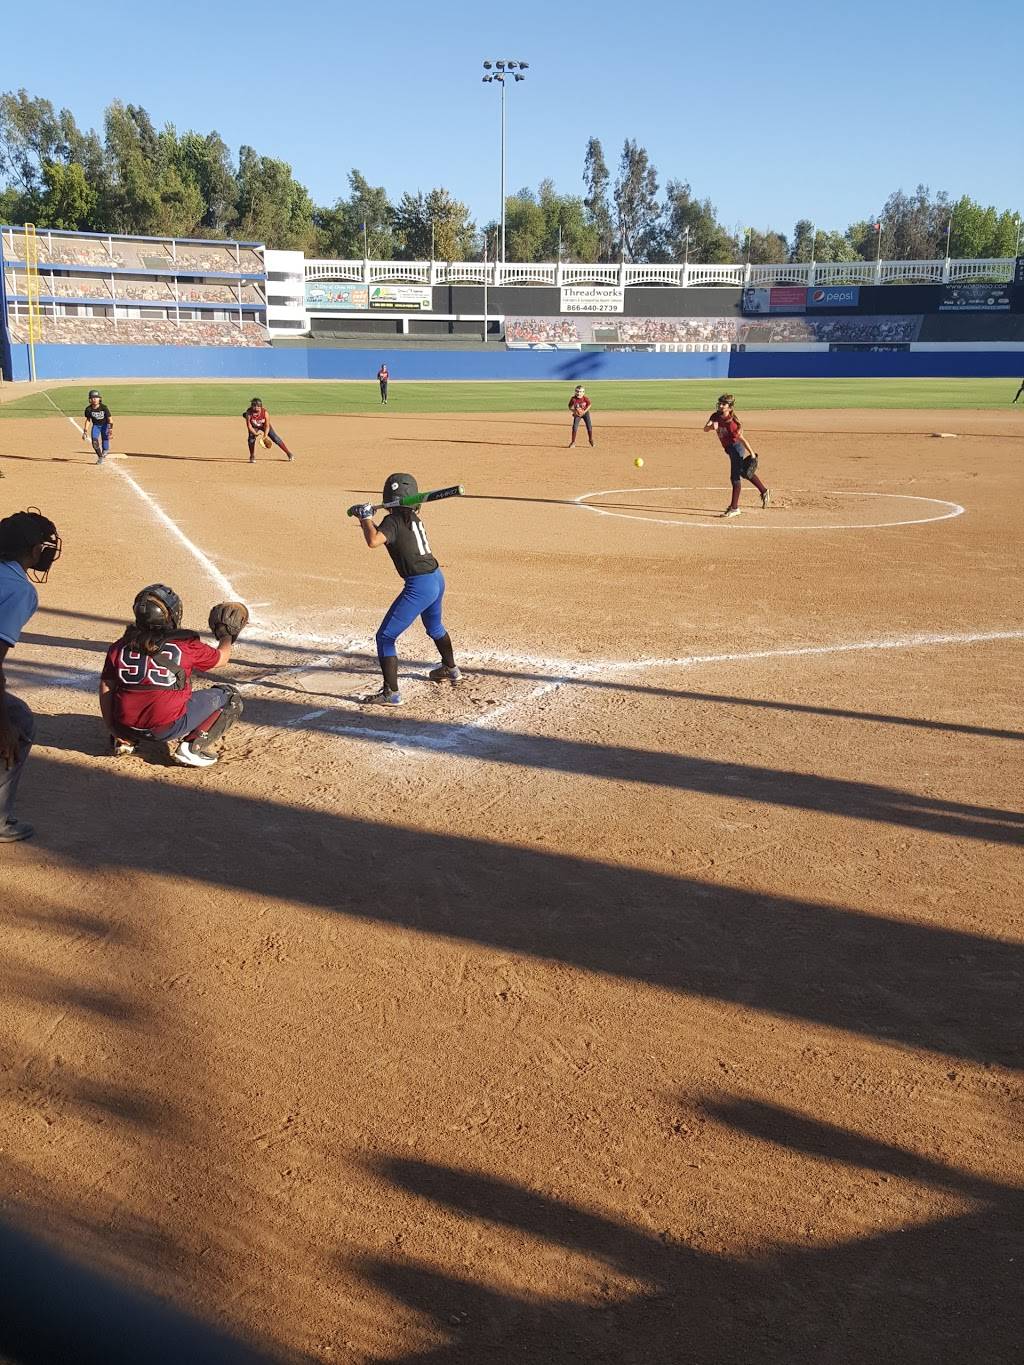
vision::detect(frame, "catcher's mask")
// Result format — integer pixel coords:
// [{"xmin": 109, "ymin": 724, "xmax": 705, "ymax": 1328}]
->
[
  {"xmin": 0, "ymin": 508, "xmax": 62, "ymax": 583},
  {"xmin": 133, "ymin": 584, "xmax": 183, "ymax": 631},
  {"xmin": 383, "ymin": 472, "xmax": 417, "ymax": 505}
]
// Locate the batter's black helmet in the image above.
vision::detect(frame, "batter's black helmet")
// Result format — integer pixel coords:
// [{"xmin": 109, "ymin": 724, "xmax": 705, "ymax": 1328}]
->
[
  {"xmin": 133, "ymin": 584, "xmax": 183, "ymax": 631},
  {"xmin": 383, "ymin": 472, "xmax": 417, "ymax": 505}
]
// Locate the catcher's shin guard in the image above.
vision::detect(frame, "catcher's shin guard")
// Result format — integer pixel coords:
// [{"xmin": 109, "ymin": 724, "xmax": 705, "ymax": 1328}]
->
[{"xmin": 198, "ymin": 686, "xmax": 244, "ymax": 748}]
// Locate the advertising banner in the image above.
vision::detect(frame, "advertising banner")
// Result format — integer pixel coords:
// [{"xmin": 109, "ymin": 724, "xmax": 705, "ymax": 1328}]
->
[
  {"xmin": 939, "ymin": 283, "xmax": 1011, "ymax": 311},
  {"xmin": 807, "ymin": 285, "xmax": 860, "ymax": 308},
  {"xmin": 1014, "ymin": 256, "xmax": 1024, "ymax": 287},
  {"xmin": 368, "ymin": 284, "xmax": 432, "ymax": 310},
  {"xmin": 742, "ymin": 286, "xmax": 805, "ymax": 314},
  {"xmin": 305, "ymin": 282, "xmax": 368, "ymax": 310},
  {"xmin": 560, "ymin": 285, "xmax": 624, "ymax": 314},
  {"xmin": 769, "ymin": 286, "xmax": 807, "ymax": 312}
]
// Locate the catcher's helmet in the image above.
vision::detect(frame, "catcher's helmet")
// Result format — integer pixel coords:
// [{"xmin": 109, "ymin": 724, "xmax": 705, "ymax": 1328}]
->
[
  {"xmin": 133, "ymin": 584, "xmax": 182, "ymax": 631},
  {"xmin": 383, "ymin": 472, "xmax": 417, "ymax": 504}
]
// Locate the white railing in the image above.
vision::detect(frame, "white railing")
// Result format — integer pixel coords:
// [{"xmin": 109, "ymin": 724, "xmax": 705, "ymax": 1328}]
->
[
  {"xmin": 302, "ymin": 255, "xmax": 1018, "ymax": 288},
  {"xmin": 560, "ymin": 262, "xmax": 621, "ymax": 285},
  {"xmin": 947, "ymin": 257, "xmax": 1013, "ymax": 282}
]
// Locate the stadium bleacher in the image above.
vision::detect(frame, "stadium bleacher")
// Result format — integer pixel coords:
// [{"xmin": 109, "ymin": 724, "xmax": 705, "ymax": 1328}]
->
[
  {"xmin": 1, "ymin": 226, "xmax": 269, "ymax": 351},
  {"xmin": 4, "ymin": 316, "xmax": 268, "ymax": 346}
]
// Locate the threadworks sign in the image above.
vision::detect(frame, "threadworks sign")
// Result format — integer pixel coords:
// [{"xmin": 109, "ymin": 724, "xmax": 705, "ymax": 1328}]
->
[{"xmin": 560, "ymin": 285, "xmax": 624, "ymax": 313}]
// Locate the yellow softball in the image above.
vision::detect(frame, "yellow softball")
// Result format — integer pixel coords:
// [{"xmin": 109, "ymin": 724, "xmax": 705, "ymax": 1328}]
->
[{"xmin": 634, "ymin": 457, "xmax": 645, "ymax": 468}]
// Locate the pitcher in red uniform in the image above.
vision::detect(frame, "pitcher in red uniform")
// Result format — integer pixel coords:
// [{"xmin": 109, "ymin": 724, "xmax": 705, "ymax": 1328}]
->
[{"xmin": 704, "ymin": 394, "xmax": 771, "ymax": 517}]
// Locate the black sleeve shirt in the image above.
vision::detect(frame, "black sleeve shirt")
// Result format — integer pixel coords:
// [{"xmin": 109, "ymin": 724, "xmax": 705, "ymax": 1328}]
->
[{"xmin": 379, "ymin": 513, "xmax": 439, "ymax": 578}]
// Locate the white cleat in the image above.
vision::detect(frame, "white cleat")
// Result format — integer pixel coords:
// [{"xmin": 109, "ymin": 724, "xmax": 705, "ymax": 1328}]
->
[{"xmin": 174, "ymin": 739, "xmax": 218, "ymax": 768}]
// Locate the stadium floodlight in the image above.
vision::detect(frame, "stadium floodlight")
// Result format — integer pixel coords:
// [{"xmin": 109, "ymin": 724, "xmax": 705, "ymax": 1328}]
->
[{"xmin": 481, "ymin": 57, "xmax": 529, "ymax": 264}]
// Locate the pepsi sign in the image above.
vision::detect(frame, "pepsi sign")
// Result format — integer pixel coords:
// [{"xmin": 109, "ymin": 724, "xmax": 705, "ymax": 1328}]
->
[{"xmin": 806, "ymin": 286, "xmax": 860, "ymax": 308}]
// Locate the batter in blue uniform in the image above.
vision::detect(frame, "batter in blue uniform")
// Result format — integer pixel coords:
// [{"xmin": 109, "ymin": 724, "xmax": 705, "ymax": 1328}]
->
[
  {"xmin": 351, "ymin": 472, "xmax": 462, "ymax": 705},
  {"xmin": 82, "ymin": 389, "xmax": 113, "ymax": 464}
]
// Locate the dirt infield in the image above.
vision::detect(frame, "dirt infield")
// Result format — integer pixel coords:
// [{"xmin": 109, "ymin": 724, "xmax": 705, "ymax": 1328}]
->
[{"xmin": 1, "ymin": 404, "xmax": 1022, "ymax": 1363}]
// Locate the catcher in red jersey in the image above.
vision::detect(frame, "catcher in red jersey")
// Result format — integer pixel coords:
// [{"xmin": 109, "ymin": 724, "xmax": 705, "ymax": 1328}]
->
[
  {"xmin": 704, "ymin": 394, "xmax": 771, "ymax": 517},
  {"xmin": 98, "ymin": 586, "xmax": 245, "ymax": 768},
  {"xmin": 567, "ymin": 385, "xmax": 595, "ymax": 448}
]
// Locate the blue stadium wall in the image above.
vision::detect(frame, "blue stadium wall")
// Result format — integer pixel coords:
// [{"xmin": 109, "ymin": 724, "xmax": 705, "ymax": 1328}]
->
[{"xmin": 3, "ymin": 342, "xmax": 1022, "ymax": 382}]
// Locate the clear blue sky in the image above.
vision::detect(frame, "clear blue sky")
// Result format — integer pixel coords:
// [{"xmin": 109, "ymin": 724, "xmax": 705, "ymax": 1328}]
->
[{"xmin": 4, "ymin": 0, "xmax": 1019, "ymax": 238}]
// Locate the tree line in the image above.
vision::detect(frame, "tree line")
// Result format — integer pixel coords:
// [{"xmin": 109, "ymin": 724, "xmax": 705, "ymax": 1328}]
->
[{"xmin": 1, "ymin": 90, "xmax": 1020, "ymax": 265}]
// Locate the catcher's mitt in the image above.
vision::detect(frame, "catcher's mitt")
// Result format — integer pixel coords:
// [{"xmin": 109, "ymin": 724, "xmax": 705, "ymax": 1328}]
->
[
  {"xmin": 208, "ymin": 601, "xmax": 249, "ymax": 642},
  {"xmin": 260, "ymin": 434, "xmax": 273, "ymax": 449},
  {"xmin": 740, "ymin": 452, "xmax": 759, "ymax": 479}
]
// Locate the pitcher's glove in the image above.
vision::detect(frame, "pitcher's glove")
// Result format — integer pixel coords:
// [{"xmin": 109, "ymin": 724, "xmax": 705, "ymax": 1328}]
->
[
  {"xmin": 208, "ymin": 601, "xmax": 249, "ymax": 642},
  {"xmin": 740, "ymin": 452, "xmax": 759, "ymax": 479}
]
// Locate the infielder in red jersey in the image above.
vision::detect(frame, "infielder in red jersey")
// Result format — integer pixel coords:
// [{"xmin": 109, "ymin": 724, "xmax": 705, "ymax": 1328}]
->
[
  {"xmin": 704, "ymin": 393, "xmax": 771, "ymax": 517},
  {"xmin": 99, "ymin": 584, "xmax": 243, "ymax": 768},
  {"xmin": 243, "ymin": 397, "xmax": 295, "ymax": 463},
  {"xmin": 567, "ymin": 385, "xmax": 595, "ymax": 447}
]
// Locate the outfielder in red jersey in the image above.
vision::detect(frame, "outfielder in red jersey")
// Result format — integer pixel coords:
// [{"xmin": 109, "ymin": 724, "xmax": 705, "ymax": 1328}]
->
[
  {"xmin": 567, "ymin": 385, "xmax": 595, "ymax": 448},
  {"xmin": 98, "ymin": 584, "xmax": 243, "ymax": 768},
  {"xmin": 243, "ymin": 397, "xmax": 295, "ymax": 463},
  {"xmin": 704, "ymin": 393, "xmax": 771, "ymax": 517}
]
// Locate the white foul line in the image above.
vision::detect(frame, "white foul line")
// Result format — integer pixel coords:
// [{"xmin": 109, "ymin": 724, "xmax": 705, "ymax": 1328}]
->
[
  {"xmin": 602, "ymin": 629, "xmax": 1024, "ymax": 674},
  {"xmin": 108, "ymin": 463, "xmax": 241, "ymax": 602},
  {"xmin": 41, "ymin": 387, "xmax": 241, "ymax": 604}
]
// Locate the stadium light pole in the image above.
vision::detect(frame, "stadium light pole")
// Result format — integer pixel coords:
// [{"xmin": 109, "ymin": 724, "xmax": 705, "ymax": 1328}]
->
[{"xmin": 482, "ymin": 60, "xmax": 528, "ymax": 265}]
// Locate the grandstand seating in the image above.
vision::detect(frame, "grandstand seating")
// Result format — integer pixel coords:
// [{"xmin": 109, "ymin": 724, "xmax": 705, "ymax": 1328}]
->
[
  {"xmin": 4, "ymin": 317, "xmax": 268, "ymax": 346},
  {"xmin": 505, "ymin": 314, "xmax": 932, "ymax": 348},
  {"xmin": 2, "ymin": 226, "xmax": 269, "ymax": 351}
]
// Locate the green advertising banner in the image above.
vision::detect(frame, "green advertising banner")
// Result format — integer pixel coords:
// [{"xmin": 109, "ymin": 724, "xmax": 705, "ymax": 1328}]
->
[{"xmin": 368, "ymin": 284, "xmax": 432, "ymax": 310}]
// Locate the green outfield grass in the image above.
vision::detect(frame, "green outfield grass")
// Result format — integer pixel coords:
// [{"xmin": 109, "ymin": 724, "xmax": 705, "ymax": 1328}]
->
[{"xmin": 0, "ymin": 377, "xmax": 1018, "ymax": 419}]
